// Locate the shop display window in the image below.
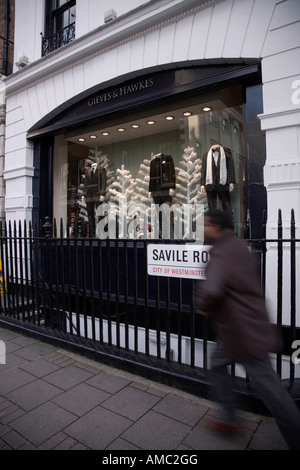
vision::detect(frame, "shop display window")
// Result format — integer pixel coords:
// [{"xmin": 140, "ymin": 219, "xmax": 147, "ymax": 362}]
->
[{"xmin": 53, "ymin": 85, "xmax": 245, "ymax": 240}]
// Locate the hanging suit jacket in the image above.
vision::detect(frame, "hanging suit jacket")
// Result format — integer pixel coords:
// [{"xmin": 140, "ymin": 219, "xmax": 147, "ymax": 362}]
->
[{"xmin": 149, "ymin": 154, "xmax": 176, "ymax": 196}]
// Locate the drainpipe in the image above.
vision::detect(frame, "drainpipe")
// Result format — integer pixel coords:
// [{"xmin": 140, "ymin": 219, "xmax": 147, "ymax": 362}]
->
[
  {"xmin": 0, "ymin": 91, "xmax": 5, "ymax": 223},
  {"xmin": 2, "ymin": 0, "xmax": 10, "ymax": 76},
  {"xmin": 0, "ymin": 0, "xmax": 10, "ymax": 222}
]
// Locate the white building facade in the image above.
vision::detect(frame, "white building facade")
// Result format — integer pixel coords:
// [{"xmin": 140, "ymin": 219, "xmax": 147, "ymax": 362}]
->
[{"xmin": 2, "ymin": 0, "xmax": 300, "ymax": 327}]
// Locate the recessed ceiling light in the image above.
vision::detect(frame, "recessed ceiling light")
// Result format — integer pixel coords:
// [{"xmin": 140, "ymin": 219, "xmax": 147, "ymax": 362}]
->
[
  {"xmin": 165, "ymin": 116, "xmax": 174, "ymax": 120},
  {"xmin": 78, "ymin": 138, "xmax": 86, "ymax": 142},
  {"xmin": 102, "ymin": 132, "xmax": 110, "ymax": 136},
  {"xmin": 118, "ymin": 128, "xmax": 125, "ymax": 132},
  {"xmin": 90, "ymin": 135, "xmax": 97, "ymax": 139},
  {"xmin": 203, "ymin": 106, "xmax": 211, "ymax": 112},
  {"xmin": 183, "ymin": 111, "xmax": 192, "ymax": 117},
  {"xmin": 131, "ymin": 124, "xmax": 140, "ymax": 129},
  {"xmin": 147, "ymin": 120, "xmax": 155, "ymax": 125}
]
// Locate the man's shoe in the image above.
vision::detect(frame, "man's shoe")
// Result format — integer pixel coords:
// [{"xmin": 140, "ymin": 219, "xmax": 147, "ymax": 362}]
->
[{"xmin": 206, "ymin": 418, "xmax": 243, "ymax": 434}]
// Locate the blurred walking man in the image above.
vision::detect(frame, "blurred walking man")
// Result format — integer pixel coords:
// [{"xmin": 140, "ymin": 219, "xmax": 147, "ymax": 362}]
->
[{"xmin": 195, "ymin": 209, "xmax": 300, "ymax": 450}]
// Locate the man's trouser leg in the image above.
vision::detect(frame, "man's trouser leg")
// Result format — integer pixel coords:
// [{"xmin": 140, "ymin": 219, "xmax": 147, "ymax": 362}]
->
[
  {"xmin": 206, "ymin": 190, "xmax": 217, "ymax": 210},
  {"xmin": 210, "ymin": 342, "xmax": 238, "ymax": 425},
  {"xmin": 242, "ymin": 355, "xmax": 300, "ymax": 450}
]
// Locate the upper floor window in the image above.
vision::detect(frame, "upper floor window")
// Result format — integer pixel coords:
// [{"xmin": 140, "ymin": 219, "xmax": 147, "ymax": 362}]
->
[{"xmin": 42, "ymin": 0, "xmax": 76, "ymax": 57}]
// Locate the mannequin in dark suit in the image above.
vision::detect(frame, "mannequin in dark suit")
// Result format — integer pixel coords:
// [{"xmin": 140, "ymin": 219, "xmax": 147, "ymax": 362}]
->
[
  {"xmin": 84, "ymin": 159, "xmax": 107, "ymax": 236},
  {"xmin": 200, "ymin": 145, "xmax": 235, "ymax": 216},
  {"xmin": 149, "ymin": 153, "xmax": 176, "ymax": 237}
]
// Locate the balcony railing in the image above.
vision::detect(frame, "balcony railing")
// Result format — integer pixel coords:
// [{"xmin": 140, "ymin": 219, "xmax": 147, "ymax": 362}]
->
[
  {"xmin": 0, "ymin": 34, "xmax": 14, "ymax": 76},
  {"xmin": 41, "ymin": 22, "xmax": 75, "ymax": 57}
]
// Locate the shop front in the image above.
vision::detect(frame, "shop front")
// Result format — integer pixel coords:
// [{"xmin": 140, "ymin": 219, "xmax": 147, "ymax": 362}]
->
[
  {"xmin": 20, "ymin": 63, "xmax": 265, "ymax": 343},
  {"xmin": 27, "ymin": 63, "xmax": 265, "ymax": 240}
]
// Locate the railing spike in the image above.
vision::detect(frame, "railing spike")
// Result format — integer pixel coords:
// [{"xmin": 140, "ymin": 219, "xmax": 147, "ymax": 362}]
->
[
  {"xmin": 291, "ymin": 209, "xmax": 295, "ymax": 239},
  {"xmin": 60, "ymin": 218, "xmax": 64, "ymax": 238},
  {"xmin": 53, "ymin": 218, "xmax": 57, "ymax": 238},
  {"xmin": 291, "ymin": 208, "xmax": 295, "ymax": 224}
]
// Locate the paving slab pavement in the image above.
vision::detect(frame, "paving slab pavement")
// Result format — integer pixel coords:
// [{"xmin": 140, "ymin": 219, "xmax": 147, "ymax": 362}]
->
[{"xmin": 0, "ymin": 326, "xmax": 290, "ymax": 452}]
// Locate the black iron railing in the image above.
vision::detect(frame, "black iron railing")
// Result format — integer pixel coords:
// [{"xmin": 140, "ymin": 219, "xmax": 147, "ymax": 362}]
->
[
  {"xmin": 0, "ymin": 209, "xmax": 299, "ymax": 410},
  {"xmin": 41, "ymin": 22, "xmax": 75, "ymax": 57},
  {"xmin": 0, "ymin": 34, "xmax": 14, "ymax": 76}
]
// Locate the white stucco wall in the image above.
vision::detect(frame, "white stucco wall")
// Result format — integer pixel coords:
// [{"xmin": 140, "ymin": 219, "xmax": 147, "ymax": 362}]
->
[
  {"xmin": 260, "ymin": 0, "xmax": 300, "ymax": 225},
  {"xmin": 257, "ymin": 0, "xmax": 300, "ymax": 326},
  {"xmin": 3, "ymin": 0, "xmax": 300, "ymax": 325}
]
